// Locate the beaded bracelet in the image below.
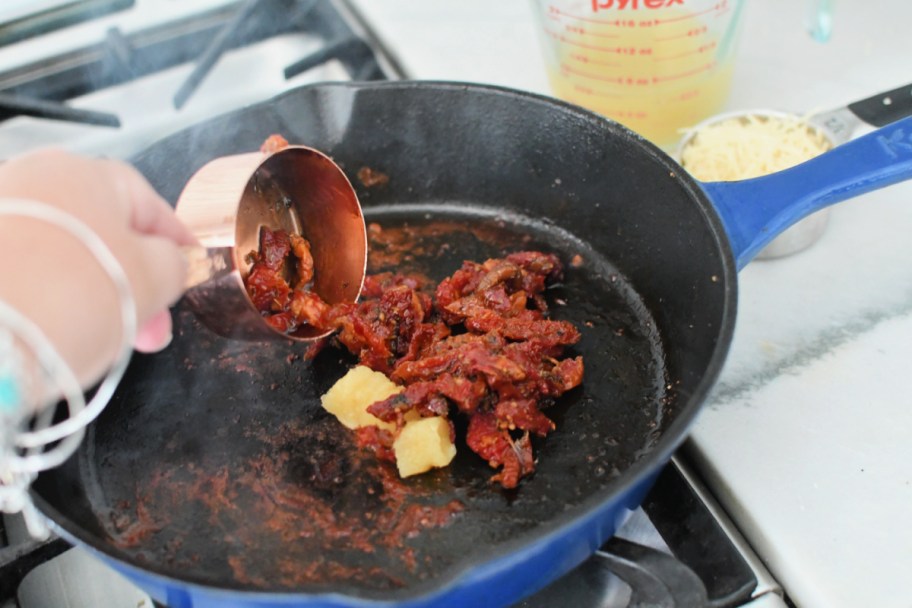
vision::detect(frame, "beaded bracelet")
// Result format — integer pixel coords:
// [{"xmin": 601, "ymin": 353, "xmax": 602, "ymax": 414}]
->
[{"xmin": 0, "ymin": 199, "xmax": 137, "ymax": 538}]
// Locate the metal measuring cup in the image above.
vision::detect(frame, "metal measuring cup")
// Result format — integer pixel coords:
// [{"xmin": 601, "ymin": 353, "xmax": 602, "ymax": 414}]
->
[
  {"xmin": 178, "ymin": 144, "xmax": 367, "ymax": 341},
  {"xmin": 677, "ymin": 82, "xmax": 912, "ymax": 259}
]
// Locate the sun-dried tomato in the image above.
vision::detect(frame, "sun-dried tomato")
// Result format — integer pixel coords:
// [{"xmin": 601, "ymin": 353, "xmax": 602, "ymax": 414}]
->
[
  {"xmin": 244, "ymin": 227, "xmax": 327, "ymax": 333},
  {"xmin": 243, "ymin": 226, "xmax": 587, "ymax": 487},
  {"xmin": 260, "ymin": 133, "xmax": 290, "ymax": 154},
  {"xmin": 318, "ymin": 251, "xmax": 583, "ymax": 489}
]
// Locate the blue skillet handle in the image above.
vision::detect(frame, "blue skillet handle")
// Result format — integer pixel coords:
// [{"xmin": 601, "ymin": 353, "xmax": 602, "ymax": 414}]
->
[{"xmin": 700, "ymin": 115, "xmax": 912, "ymax": 269}]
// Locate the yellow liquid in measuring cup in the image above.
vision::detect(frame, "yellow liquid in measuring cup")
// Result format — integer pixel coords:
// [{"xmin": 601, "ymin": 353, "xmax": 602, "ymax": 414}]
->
[{"xmin": 543, "ymin": 4, "xmax": 737, "ymax": 147}]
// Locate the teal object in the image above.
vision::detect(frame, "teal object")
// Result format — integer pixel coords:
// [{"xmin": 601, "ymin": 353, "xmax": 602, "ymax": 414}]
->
[
  {"xmin": 0, "ymin": 373, "xmax": 20, "ymax": 413},
  {"xmin": 716, "ymin": 0, "xmax": 746, "ymax": 62},
  {"xmin": 809, "ymin": 0, "xmax": 834, "ymax": 43}
]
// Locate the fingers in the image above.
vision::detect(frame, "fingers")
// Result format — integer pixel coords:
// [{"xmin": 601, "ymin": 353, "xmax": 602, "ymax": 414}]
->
[
  {"xmin": 0, "ymin": 149, "xmax": 193, "ymax": 371},
  {"xmin": 0, "ymin": 150, "xmax": 196, "ymax": 248},
  {"xmin": 105, "ymin": 160, "xmax": 197, "ymax": 246},
  {"xmin": 134, "ymin": 310, "xmax": 174, "ymax": 353},
  {"xmin": 0, "ymin": 149, "xmax": 116, "ymax": 223},
  {"xmin": 121, "ymin": 232, "xmax": 189, "ymax": 322},
  {"xmin": 105, "ymin": 163, "xmax": 191, "ymax": 353}
]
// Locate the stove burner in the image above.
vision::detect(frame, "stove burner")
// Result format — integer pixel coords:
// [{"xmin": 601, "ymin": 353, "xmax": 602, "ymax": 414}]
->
[
  {"xmin": 284, "ymin": 36, "xmax": 376, "ymax": 81},
  {"xmin": 0, "ymin": 92, "xmax": 120, "ymax": 127},
  {"xmin": 172, "ymin": 0, "xmax": 278, "ymax": 109},
  {"xmin": 0, "ymin": 0, "xmax": 387, "ymax": 127},
  {"xmin": 0, "ymin": 0, "xmax": 135, "ymax": 47},
  {"xmin": 0, "ymin": 521, "xmax": 68, "ymax": 604}
]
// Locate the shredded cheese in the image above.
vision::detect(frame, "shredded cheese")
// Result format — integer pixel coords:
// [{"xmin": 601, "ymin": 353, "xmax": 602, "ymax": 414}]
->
[{"xmin": 680, "ymin": 113, "xmax": 832, "ymax": 181}]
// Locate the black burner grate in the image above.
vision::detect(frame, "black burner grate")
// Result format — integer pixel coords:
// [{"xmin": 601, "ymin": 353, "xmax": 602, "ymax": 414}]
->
[
  {"xmin": 0, "ymin": 0, "xmax": 389, "ymax": 126},
  {"xmin": 0, "ymin": 0, "xmax": 135, "ymax": 47},
  {"xmin": 0, "ymin": 518, "xmax": 68, "ymax": 606}
]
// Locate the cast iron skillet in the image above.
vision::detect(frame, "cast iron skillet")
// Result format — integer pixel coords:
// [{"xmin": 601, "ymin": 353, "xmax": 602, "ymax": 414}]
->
[{"xmin": 32, "ymin": 82, "xmax": 912, "ymax": 608}]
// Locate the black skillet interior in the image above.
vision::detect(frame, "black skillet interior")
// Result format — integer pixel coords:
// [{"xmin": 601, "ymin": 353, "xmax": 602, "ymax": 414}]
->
[{"xmin": 33, "ymin": 82, "xmax": 734, "ymax": 598}]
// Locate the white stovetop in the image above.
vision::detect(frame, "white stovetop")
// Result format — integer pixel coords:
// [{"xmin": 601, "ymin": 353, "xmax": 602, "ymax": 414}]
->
[{"xmin": 347, "ymin": 1, "xmax": 912, "ymax": 607}]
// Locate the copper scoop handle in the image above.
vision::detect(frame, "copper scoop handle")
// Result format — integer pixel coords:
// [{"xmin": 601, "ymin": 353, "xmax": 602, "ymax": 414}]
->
[{"xmin": 182, "ymin": 245, "xmax": 233, "ymax": 290}]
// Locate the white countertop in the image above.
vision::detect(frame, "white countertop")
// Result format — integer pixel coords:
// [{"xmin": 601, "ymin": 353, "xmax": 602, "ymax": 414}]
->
[{"xmin": 348, "ymin": 1, "xmax": 912, "ymax": 606}]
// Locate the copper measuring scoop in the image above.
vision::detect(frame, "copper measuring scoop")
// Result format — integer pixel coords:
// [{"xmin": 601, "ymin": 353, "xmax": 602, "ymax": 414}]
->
[{"xmin": 177, "ymin": 142, "xmax": 367, "ymax": 341}]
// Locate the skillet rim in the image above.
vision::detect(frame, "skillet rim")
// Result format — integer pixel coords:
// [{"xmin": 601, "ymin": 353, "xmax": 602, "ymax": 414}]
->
[{"xmin": 31, "ymin": 80, "xmax": 739, "ymax": 605}]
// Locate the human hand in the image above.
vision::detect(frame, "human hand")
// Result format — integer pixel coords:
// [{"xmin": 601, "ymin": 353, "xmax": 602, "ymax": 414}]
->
[{"xmin": 0, "ymin": 149, "xmax": 194, "ymax": 387}]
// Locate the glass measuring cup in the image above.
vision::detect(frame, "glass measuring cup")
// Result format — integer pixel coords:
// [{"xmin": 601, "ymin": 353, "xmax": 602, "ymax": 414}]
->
[{"xmin": 530, "ymin": 0, "xmax": 746, "ymax": 147}]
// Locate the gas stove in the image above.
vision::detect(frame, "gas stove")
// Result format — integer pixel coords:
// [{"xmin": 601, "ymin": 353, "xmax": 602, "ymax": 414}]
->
[
  {"xmin": 1, "ymin": 1, "xmax": 908, "ymax": 608},
  {"xmin": 0, "ymin": 0, "xmax": 401, "ymax": 161}
]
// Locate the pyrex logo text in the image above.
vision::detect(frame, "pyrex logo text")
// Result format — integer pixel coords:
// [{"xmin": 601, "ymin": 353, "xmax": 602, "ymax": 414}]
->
[{"xmin": 591, "ymin": 0, "xmax": 685, "ymax": 11}]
